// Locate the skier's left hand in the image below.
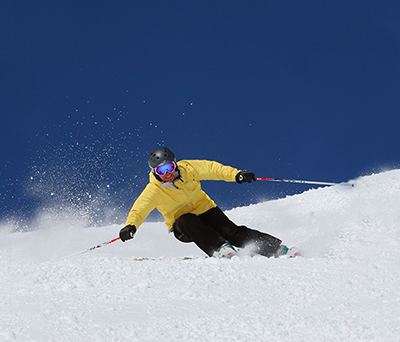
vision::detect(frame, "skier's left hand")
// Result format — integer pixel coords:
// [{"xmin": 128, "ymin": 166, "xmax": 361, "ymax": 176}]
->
[{"xmin": 236, "ymin": 171, "xmax": 256, "ymax": 184}]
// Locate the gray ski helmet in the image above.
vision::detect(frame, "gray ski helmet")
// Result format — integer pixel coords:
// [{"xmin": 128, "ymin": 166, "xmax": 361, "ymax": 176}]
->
[{"xmin": 148, "ymin": 147, "xmax": 176, "ymax": 170}]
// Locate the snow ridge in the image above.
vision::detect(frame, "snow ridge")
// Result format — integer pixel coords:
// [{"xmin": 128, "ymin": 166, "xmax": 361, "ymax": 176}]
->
[{"xmin": 1, "ymin": 170, "xmax": 400, "ymax": 341}]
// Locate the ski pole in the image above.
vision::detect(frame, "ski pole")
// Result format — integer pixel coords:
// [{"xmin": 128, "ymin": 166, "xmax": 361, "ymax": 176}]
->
[
  {"xmin": 256, "ymin": 177, "xmax": 352, "ymax": 187},
  {"xmin": 79, "ymin": 237, "xmax": 121, "ymax": 254},
  {"xmin": 56, "ymin": 237, "xmax": 121, "ymax": 261}
]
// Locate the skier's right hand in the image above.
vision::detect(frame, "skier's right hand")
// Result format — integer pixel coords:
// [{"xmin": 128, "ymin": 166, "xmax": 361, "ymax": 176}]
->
[{"xmin": 119, "ymin": 225, "xmax": 136, "ymax": 242}]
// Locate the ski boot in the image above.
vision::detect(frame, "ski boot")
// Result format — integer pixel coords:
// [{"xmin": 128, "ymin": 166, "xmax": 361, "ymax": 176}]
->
[
  {"xmin": 217, "ymin": 241, "xmax": 238, "ymax": 259},
  {"xmin": 275, "ymin": 245, "xmax": 299, "ymax": 258}
]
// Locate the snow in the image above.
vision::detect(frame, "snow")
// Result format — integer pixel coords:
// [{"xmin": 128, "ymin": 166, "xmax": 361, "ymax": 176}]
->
[{"xmin": 1, "ymin": 170, "xmax": 400, "ymax": 341}]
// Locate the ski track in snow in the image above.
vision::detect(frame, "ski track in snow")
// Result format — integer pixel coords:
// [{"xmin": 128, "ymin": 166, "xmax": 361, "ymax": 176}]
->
[{"xmin": 1, "ymin": 170, "xmax": 400, "ymax": 341}]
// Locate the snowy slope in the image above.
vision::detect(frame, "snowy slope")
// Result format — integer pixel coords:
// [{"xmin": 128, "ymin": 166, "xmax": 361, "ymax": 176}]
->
[{"xmin": 1, "ymin": 170, "xmax": 400, "ymax": 341}]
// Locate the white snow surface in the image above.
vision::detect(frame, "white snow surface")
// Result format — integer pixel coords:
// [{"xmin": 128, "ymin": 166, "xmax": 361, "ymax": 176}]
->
[{"xmin": 1, "ymin": 170, "xmax": 400, "ymax": 341}]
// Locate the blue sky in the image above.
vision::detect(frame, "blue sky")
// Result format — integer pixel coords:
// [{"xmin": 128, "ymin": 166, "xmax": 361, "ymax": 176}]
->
[{"xmin": 1, "ymin": 1, "xmax": 400, "ymax": 225}]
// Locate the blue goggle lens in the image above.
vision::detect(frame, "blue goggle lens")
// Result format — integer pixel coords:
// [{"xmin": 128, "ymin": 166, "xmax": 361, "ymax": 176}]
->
[{"xmin": 155, "ymin": 162, "xmax": 175, "ymax": 176}]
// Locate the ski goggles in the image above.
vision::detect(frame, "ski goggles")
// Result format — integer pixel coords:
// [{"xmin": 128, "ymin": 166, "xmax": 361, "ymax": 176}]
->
[{"xmin": 154, "ymin": 162, "xmax": 176, "ymax": 176}]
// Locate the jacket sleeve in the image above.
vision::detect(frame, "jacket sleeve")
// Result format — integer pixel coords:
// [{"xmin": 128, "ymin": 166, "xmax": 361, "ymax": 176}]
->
[
  {"xmin": 124, "ymin": 183, "xmax": 158, "ymax": 229},
  {"xmin": 182, "ymin": 160, "xmax": 240, "ymax": 182}
]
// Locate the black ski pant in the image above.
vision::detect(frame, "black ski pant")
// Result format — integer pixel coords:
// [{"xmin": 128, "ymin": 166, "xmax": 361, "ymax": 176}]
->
[{"xmin": 172, "ymin": 207, "xmax": 282, "ymax": 257}]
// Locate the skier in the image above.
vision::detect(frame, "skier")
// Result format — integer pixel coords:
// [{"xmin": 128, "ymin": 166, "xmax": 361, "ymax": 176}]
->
[{"xmin": 119, "ymin": 147, "xmax": 297, "ymax": 258}]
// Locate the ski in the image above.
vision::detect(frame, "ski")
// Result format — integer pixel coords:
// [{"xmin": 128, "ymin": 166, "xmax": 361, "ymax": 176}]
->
[{"xmin": 126, "ymin": 256, "xmax": 205, "ymax": 261}]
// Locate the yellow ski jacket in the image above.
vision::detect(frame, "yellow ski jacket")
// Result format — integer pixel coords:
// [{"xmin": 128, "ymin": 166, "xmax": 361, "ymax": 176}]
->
[{"xmin": 125, "ymin": 160, "xmax": 240, "ymax": 231}]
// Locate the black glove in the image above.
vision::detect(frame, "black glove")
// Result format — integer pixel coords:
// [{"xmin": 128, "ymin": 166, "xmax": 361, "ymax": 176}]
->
[
  {"xmin": 236, "ymin": 171, "xmax": 256, "ymax": 184},
  {"xmin": 119, "ymin": 225, "xmax": 136, "ymax": 242}
]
